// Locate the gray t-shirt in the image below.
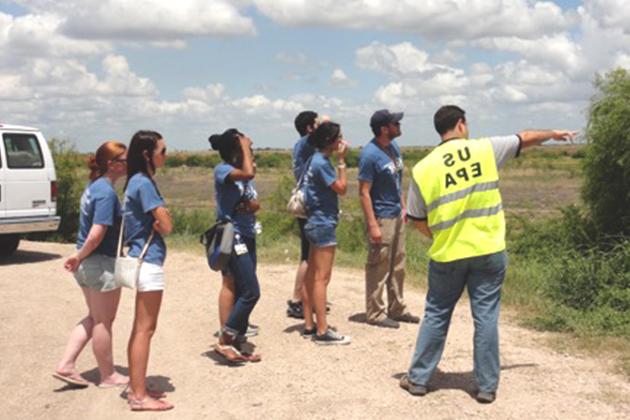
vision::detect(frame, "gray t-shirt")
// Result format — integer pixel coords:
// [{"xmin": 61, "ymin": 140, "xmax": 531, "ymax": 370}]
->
[{"xmin": 407, "ymin": 135, "xmax": 521, "ymax": 220}]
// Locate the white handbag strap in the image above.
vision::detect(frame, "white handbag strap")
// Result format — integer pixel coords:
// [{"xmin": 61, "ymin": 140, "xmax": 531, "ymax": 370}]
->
[
  {"xmin": 117, "ymin": 213, "xmax": 155, "ymax": 259},
  {"xmin": 116, "ymin": 214, "xmax": 126, "ymax": 258},
  {"xmin": 138, "ymin": 230, "xmax": 155, "ymax": 260}
]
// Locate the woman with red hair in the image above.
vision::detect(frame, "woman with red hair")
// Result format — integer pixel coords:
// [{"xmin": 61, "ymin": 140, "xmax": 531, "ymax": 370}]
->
[{"xmin": 54, "ymin": 141, "xmax": 129, "ymax": 389}]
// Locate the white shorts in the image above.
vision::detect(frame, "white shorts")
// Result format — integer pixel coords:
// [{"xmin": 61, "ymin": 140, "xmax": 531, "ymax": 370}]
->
[{"xmin": 137, "ymin": 262, "xmax": 165, "ymax": 292}]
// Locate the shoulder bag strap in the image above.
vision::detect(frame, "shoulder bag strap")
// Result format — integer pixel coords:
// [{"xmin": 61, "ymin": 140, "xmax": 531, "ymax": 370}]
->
[
  {"xmin": 116, "ymin": 210, "xmax": 126, "ymax": 258},
  {"xmin": 296, "ymin": 155, "xmax": 314, "ymax": 188},
  {"xmin": 138, "ymin": 230, "xmax": 155, "ymax": 260}
]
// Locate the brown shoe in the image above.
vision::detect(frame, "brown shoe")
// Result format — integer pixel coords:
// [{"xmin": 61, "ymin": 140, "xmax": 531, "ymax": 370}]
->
[
  {"xmin": 393, "ymin": 313, "xmax": 420, "ymax": 324},
  {"xmin": 367, "ymin": 317, "xmax": 400, "ymax": 329}
]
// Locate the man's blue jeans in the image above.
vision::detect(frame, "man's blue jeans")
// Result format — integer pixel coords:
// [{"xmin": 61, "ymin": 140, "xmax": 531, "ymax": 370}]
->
[
  {"xmin": 408, "ymin": 251, "xmax": 507, "ymax": 393},
  {"xmin": 224, "ymin": 235, "xmax": 260, "ymax": 337}
]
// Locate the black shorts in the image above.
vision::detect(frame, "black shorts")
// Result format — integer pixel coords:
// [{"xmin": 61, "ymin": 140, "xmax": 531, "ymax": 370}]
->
[{"xmin": 297, "ymin": 218, "xmax": 310, "ymax": 261}]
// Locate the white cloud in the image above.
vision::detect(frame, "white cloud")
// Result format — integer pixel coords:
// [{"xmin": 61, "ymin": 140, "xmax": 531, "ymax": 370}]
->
[
  {"xmin": 329, "ymin": 68, "xmax": 356, "ymax": 87},
  {"xmin": 615, "ymin": 54, "xmax": 630, "ymax": 69},
  {"xmin": 580, "ymin": 0, "xmax": 630, "ymax": 33},
  {"xmin": 254, "ymin": 0, "xmax": 572, "ymax": 39},
  {"xmin": 356, "ymin": 42, "xmax": 452, "ymax": 77},
  {"xmin": 0, "ymin": 12, "xmax": 111, "ymax": 62},
  {"xmin": 14, "ymin": 0, "xmax": 256, "ymax": 42},
  {"xmin": 474, "ymin": 34, "xmax": 584, "ymax": 75}
]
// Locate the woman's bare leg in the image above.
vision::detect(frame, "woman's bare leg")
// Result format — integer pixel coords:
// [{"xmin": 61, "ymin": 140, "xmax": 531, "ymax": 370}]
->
[
  {"xmin": 219, "ymin": 275, "xmax": 235, "ymax": 328},
  {"xmin": 127, "ymin": 291, "xmax": 164, "ymax": 401},
  {"xmin": 55, "ymin": 287, "xmax": 94, "ymax": 375},
  {"xmin": 303, "ymin": 249, "xmax": 316, "ymax": 331},
  {"xmin": 310, "ymin": 246, "xmax": 336, "ymax": 335},
  {"xmin": 86, "ymin": 287, "xmax": 127, "ymax": 385}
]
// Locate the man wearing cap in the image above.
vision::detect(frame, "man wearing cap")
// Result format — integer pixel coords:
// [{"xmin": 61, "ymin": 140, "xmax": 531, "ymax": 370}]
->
[
  {"xmin": 358, "ymin": 109, "xmax": 419, "ymax": 328},
  {"xmin": 399, "ymin": 105, "xmax": 575, "ymax": 403}
]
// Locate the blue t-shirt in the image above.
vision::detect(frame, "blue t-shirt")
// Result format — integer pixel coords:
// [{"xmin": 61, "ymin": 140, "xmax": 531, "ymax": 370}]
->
[
  {"xmin": 304, "ymin": 151, "xmax": 339, "ymax": 226},
  {"xmin": 358, "ymin": 139, "xmax": 404, "ymax": 218},
  {"xmin": 123, "ymin": 173, "xmax": 167, "ymax": 266},
  {"xmin": 292, "ymin": 135, "xmax": 315, "ymax": 181},
  {"xmin": 76, "ymin": 177, "xmax": 121, "ymax": 257},
  {"xmin": 214, "ymin": 163, "xmax": 258, "ymax": 238}
]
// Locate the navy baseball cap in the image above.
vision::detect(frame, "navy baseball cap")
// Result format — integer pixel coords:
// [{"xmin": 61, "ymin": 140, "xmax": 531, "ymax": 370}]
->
[{"xmin": 370, "ymin": 109, "xmax": 404, "ymax": 128}]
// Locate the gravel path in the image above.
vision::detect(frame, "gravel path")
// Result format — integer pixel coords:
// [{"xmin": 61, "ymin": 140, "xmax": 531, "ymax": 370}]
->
[{"xmin": 1, "ymin": 241, "xmax": 629, "ymax": 419}]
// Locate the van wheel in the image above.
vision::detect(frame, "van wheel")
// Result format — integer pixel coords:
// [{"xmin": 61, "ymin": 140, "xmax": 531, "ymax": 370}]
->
[{"xmin": 0, "ymin": 235, "xmax": 20, "ymax": 256}]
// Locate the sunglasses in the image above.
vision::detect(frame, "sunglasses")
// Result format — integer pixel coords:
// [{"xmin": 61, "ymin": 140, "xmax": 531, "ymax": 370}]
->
[{"xmin": 159, "ymin": 147, "xmax": 167, "ymax": 156}]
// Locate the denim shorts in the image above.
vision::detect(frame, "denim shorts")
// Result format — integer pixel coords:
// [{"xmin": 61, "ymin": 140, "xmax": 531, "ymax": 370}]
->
[
  {"xmin": 73, "ymin": 253, "xmax": 118, "ymax": 292},
  {"xmin": 304, "ymin": 223, "xmax": 337, "ymax": 248}
]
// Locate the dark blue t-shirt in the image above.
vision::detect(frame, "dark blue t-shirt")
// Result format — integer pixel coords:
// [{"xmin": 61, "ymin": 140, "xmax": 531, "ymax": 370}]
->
[
  {"xmin": 292, "ymin": 135, "xmax": 315, "ymax": 181},
  {"xmin": 214, "ymin": 163, "xmax": 258, "ymax": 238},
  {"xmin": 123, "ymin": 173, "xmax": 167, "ymax": 266},
  {"xmin": 304, "ymin": 151, "xmax": 339, "ymax": 226},
  {"xmin": 358, "ymin": 139, "xmax": 404, "ymax": 218},
  {"xmin": 76, "ymin": 177, "xmax": 121, "ymax": 257}
]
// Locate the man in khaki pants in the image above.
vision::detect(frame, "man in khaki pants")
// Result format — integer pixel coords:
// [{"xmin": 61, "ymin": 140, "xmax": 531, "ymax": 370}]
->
[{"xmin": 358, "ymin": 109, "xmax": 419, "ymax": 328}]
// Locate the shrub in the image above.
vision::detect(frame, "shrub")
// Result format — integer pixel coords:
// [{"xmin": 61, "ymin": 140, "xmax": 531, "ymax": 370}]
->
[
  {"xmin": 582, "ymin": 68, "xmax": 630, "ymax": 238},
  {"xmin": 254, "ymin": 152, "xmax": 292, "ymax": 169},
  {"xmin": 166, "ymin": 154, "xmax": 186, "ymax": 167},
  {"xmin": 48, "ymin": 139, "xmax": 84, "ymax": 242}
]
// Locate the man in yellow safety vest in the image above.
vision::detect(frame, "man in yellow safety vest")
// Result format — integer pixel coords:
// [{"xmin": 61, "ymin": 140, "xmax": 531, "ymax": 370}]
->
[{"xmin": 399, "ymin": 105, "xmax": 576, "ymax": 403}]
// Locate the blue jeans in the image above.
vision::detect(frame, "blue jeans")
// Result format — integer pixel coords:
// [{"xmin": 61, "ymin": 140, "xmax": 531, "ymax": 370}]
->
[
  {"xmin": 224, "ymin": 235, "xmax": 260, "ymax": 337},
  {"xmin": 408, "ymin": 251, "xmax": 507, "ymax": 393}
]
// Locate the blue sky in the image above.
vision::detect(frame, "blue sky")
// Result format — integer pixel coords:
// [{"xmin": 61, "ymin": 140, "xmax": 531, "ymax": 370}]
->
[{"xmin": 1, "ymin": 1, "xmax": 629, "ymax": 151}]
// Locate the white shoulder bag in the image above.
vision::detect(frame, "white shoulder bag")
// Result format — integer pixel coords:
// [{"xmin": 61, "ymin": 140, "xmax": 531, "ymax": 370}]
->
[
  {"xmin": 287, "ymin": 157, "xmax": 312, "ymax": 219},
  {"xmin": 114, "ymin": 216, "xmax": 154, "ymax": 289}
]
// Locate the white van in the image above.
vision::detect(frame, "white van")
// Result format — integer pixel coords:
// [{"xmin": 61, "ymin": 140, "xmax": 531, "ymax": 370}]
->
[{"xmin": 0, "ymin": 124, "xmax": 60, "ymax": 255}]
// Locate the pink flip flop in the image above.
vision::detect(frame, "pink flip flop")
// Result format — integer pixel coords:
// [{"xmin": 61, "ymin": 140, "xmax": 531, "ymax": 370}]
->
[
  {"xmin": 52, "ymin": 371, "xmax": 89, "ymax": 388},
  {"xmin": 128, "ymin": 397, "xmax": 174, "ymax": 412}
]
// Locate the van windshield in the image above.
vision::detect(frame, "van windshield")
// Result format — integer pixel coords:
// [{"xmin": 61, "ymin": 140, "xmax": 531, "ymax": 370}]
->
[{"xmin": 2, "ymin": 133, "xmax": 44, "ymax": 169}]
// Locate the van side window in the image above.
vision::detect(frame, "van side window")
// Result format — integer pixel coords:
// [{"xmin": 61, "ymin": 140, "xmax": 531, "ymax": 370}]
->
[{"xmin": 2, "ymin": 134, "xmax": 44, "ymax": 169}]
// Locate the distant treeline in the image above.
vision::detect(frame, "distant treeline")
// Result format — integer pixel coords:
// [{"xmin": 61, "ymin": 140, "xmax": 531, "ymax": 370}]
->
[{"xmin": 164, "ymin": 146, "xmax": 585, "ymax": 169}]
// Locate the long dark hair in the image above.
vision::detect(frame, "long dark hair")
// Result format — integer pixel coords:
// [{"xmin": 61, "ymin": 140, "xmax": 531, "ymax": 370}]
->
[
  {"xmin": 208, "ymin": 128, "xmax": 242, "ymax": 164},
  {"xmin": 308, "ymin": 121, "xmax": 340, "ymax": 150},
  {"xmin": 125, "ymin": 130, "xmax": 162, "ymax": 190}
]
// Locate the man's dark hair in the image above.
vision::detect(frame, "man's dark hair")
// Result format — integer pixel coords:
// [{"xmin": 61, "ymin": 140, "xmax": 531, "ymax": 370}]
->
[
  {"xmin": 433, "ymin": 105, "xmax": 466, "ymax": 136},
  {"xmin": 294, "ymin": 111, "xmax": 318, "ymax": 136}
]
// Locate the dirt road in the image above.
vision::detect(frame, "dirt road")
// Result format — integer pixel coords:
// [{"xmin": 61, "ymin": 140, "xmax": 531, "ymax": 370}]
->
[{"xmin": 1, "ymin": 241, "xmax": 629, "ymax": 419}]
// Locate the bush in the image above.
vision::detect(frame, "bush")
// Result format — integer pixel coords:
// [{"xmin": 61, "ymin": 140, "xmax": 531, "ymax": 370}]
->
[
  {"xmin": 254, "ymin": 152, "xmax": 292, "ymax": 169},
  {"xmin": 582, "ymin": 68, "xmax": 630, "ymax": 238},
  {"xmin": 48, "ymin": 139, "xmax": 84, "ymax": 242}
]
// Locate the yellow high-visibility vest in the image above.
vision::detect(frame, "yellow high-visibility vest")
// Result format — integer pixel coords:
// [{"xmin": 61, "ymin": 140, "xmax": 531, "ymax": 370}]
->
[{"xmin": 411, "ymin": 138, "xmax": 506, "ymax": 262}]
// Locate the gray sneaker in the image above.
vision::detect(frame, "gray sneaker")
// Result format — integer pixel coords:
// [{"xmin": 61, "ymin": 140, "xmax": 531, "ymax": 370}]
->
[
  {"xmin": 313, "ymin": 329, "xmax": 351, "ymax": 346},
  {"xmin": 367, "ymin": 317, "xmax": 400, "ymax": 329},
  {"xmin": 301, "ymin": 324, "xmax": 317, "ymax": 338}
]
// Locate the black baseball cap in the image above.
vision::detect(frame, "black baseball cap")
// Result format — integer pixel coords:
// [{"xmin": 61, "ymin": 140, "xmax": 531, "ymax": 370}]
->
[{"xmin": 370, "ymin": 109, "xmax": 404, "ymax": 128}]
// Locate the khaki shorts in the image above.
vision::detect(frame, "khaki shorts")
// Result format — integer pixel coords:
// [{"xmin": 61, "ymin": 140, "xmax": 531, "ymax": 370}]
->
[{"xmin": 73, "ymin": 253, "xmax": 118, "ymax": 292}]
